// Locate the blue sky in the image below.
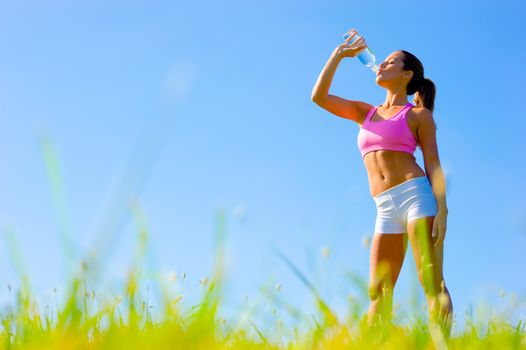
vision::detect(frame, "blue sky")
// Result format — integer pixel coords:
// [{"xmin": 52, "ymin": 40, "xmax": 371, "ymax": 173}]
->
[{"xmin": 0, "ymin": 0, "xmax": 525, "ymax": 329}]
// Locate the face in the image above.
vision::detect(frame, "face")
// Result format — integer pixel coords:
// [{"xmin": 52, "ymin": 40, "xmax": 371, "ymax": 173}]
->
[{"xmin": 375, "ymin": 51, "xmax": 413, "ymax": 88}]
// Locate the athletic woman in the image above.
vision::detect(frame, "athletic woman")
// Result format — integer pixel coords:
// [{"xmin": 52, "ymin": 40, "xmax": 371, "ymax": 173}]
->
[{"xmin": 311, "ymin": 31, "xmax": 453, "ymax": 334}]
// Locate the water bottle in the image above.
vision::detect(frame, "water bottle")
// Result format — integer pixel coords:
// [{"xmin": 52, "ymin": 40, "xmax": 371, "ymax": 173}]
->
[{"xmin": 342, "ymin": 29, "xmax": 379, "ymax": 73}]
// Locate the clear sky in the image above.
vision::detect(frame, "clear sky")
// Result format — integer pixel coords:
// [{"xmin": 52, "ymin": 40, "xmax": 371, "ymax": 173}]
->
[{"xmin": 0, "ymin": 0, "xmax": 525, "ymax": 329}]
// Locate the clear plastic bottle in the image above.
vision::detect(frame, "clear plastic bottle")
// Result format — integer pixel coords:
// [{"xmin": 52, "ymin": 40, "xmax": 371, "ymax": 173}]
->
[{"xmin": 343, "ymin": 29, "xmax": 379, "ymax": 73}]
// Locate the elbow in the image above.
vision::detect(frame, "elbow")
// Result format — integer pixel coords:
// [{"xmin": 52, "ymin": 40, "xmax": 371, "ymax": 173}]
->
[
  {"xmin": 424, "ymin": 162, "xmax": 442, "ymax": 177},
  {"xmin": 311, "ymin": 92, "xmax": 324, "ymax": 105}
]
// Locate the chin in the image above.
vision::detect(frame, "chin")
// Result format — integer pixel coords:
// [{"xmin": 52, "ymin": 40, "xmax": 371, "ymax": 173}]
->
[{"xmin": 376, "ymin": 79, "xmax": 387, "ymax": 87}]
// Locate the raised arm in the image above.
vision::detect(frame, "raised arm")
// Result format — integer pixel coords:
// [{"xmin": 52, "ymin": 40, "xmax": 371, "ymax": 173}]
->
[{"xmin": 311, "ymin": 33, "xmax": 373, "ymax": 125}]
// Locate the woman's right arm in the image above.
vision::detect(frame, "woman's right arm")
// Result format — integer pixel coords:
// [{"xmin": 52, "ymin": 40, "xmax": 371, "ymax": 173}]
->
[{"xmin": 311, "ymin": 36, "xmax": 373, "ymax": 125}]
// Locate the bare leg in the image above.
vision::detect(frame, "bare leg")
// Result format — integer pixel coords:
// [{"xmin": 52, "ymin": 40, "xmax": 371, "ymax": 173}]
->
[
  {"xmin": 407, "ymin": 216, "xmax": 453, "ymax": 337},
  {"xmin": 367, "ymin": 233, "xmax": 408, "ymax": 325},
  {"xmin": 433, "ymin": 236, "xmax": 454, "ymax": 334}
]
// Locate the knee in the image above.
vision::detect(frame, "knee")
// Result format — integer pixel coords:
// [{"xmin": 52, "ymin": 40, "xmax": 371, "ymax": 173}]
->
[
  {"xmin": 416, "ymin": 265, "xmax": 441, "ymax": 296},
  {"xmin": 438, "ymin": 281, "xmax": 453, "ymax": 308},
  {"xmin": 369, "ymin": 285, "xmax": 379, "ymax": 301}
]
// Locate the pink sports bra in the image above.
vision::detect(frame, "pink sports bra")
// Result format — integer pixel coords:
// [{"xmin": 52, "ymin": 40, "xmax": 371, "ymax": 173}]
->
[{"xmin": 357, "ymin": 102, "xmax": 418, "ymax": 159}]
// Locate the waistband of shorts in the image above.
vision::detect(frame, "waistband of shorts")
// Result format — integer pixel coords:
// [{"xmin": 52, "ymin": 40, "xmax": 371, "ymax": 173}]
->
[{"xmin": 372, "ymin": 176, "xmax": 430, "ymax": 201}]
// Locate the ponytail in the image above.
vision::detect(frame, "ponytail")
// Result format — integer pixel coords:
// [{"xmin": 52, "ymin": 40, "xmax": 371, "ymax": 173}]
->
[
  {"xmin": 400, "ymin": 50, "xmax": 437, "ymax": 113},
  {"xmin": 414, "ymin": 78, "xmax": 436, "ymax": 113}
]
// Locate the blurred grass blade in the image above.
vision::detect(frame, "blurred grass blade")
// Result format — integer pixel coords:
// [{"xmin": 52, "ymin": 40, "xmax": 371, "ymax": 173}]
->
[
  {"xmin": 3, "ymin": 226, "xmax": 31, "ymax": 294},
  {"xmin": 84, "ymin": 113, "xmax": 172, "ymax": 281},
  {"xmin": 249, "ymin": 319, "xmax": 270, "ymax": 347},
  {"xmin": 38, "ymin": 131, "xmax": 76, "ymax": 273},
  {"xmin": 259, "ymin": 285, "xmax": 305, "ymax": 322},
  {"xmin": 271, "ymin": 245, "xmax": 337, "ymax": 326},
  {"xmin": 271, "ymin": 245, "xmax": 318, "ymax": 297}
]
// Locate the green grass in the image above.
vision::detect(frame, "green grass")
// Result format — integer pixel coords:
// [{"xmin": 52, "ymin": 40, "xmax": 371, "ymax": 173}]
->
[{"xmin": 0, "ymin": 220, "xmax": 524, "ymax": 350}]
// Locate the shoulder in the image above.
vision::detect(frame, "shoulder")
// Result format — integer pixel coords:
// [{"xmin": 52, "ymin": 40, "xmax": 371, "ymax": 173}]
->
[
  {"xmin": 410, "ymin": 106, "xmax": 433, "ymax": 118},
  {"xmin": 409, "ymin": 107, "xmax": 435, "ymax": 128}
]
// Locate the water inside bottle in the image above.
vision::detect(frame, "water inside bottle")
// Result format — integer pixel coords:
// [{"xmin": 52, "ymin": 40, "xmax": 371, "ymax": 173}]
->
[
  {"xmin": 343, "ymin": 30, "xmax": 379, "ymax": 73},
  {"xmin": 358, "ymin": 49, "xmax": 380, "ymax": 72}
]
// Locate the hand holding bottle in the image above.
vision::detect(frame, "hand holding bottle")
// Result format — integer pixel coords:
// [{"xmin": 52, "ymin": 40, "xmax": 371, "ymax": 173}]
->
[
  {"xmin": 334, "ymin": 29, "xmax": 368, "ymax": 59},
  {"xmin": 338, "ymin": 28, "xmax": 379, "ymax": 73}
]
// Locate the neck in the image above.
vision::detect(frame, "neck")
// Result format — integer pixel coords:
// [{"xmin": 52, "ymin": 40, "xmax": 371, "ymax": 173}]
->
[{"xmin": 382, "ymin": 87, "xmax": 409, "ymax": 108}]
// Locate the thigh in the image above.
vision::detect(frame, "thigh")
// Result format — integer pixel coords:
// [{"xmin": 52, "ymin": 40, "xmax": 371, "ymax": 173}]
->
[
  {"xmin": 369, "ymin": 233, "xmax": 408, "ymax": 295},
  {"xmin": 407, "ymin": 216, "xmax": 443, "ymax": 291}
]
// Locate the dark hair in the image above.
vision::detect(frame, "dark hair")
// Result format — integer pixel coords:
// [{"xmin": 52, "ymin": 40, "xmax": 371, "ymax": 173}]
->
[{"xmin": 400, "ymin": 50, "xmax": 436, "ymax": 113}]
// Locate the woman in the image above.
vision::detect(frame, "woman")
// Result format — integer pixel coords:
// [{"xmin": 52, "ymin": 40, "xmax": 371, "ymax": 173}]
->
[{"xmin": 311, "ymin": 31, "xmax": 453, "ymax": 334}]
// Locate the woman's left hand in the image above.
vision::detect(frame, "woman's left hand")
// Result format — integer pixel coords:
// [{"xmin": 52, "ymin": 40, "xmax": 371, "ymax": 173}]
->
[{"xmin": 432, "ymin": 210, "xmax": 448, "ymax": 249}]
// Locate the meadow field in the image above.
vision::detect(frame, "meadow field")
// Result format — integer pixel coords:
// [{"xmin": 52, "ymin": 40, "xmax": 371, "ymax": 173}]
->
[{"xmin": 1, "ymin": 217, "xmax": 524, "ymax": 350}]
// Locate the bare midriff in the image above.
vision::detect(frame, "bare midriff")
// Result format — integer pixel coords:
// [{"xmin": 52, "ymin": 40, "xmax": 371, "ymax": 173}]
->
[{"xmin": 364, "ymin": 150, "xmax": 426, "ymax": 197}]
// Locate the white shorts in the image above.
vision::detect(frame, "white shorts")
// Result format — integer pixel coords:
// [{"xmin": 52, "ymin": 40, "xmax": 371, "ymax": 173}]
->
[{"xmin": 373, "ymin": 176, "xmax": 438, "ymax": 234}]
